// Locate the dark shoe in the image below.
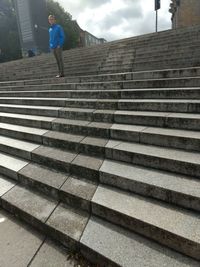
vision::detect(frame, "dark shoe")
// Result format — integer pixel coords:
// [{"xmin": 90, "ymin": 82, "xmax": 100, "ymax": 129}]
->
[{"xmin": 56, "ymin": 74, "xmax": 64, "ymax": 78}]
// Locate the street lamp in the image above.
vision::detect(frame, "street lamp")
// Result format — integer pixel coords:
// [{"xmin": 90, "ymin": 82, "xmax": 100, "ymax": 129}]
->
[{"xmin": 155, "ymin": 0, "xmax": 161, "ymax": 32}]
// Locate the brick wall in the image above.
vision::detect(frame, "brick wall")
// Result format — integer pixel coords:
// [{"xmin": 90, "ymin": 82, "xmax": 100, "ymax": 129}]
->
[{"xmin": 170, "ymin": 0, "xmax": 200, "ymax": 29}]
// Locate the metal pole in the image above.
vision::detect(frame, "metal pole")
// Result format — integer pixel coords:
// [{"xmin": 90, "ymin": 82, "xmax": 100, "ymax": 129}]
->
[{"xmin": 156, "ymin": 9, "xmax": 158, "ymax": 32}]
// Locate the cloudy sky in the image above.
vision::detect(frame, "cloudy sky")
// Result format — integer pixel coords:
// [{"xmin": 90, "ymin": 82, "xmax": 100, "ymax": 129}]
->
[{"xmin": 57, "ymin": 0, "xmax": 172, "ymax": 41}]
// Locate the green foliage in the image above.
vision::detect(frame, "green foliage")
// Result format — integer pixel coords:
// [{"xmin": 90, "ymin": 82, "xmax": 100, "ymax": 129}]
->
[
  {"xmin": 46, "ymin": 0, "xmax": 80, "ymax": 49},
  {"xmin": 0, "ymin": 0, "xmax": 21, "ymax": 62}
]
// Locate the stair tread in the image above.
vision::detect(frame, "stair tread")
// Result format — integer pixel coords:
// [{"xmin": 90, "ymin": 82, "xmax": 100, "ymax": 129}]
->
[
  {"xmin": 0, "ymin": 103, "xmax": 61, "ymax": 110},
  {"xmin": 109, "ymin": 140, "xmax": 200, "ymax": 164},
  {"xmin": 0, "ymin": 135, "xmax": 39, "ymax": 151},
  {"xmin": 0, "ymin": 174, "xmax": 16, "ymax": 196},
  {"xmin": 81, "ymin": 216, "xmax": 199, "ymax": 267},
  {"xmin": 0, "ymin": 122, "xmax": 48, "ymax": 135},
  {"xmin": 0, "ymin": 112, "xmax": 55, "ymax": 122},
  {"xmin": 19, "ymin": 163, "xmax": 68, "ymax": 190},
  {"xmin": 100, "ymin": 159, "xmax": 200, "ymax": 198},
  {"xmin": 0, "ymin": 152, "xmax": 28, "ymax": 172},
  {"xmin": 92, "ymin": 185, "xmax": 200, "ymax": 243},
  {"xmin": 1, "ymin": 184, "xmax": 57, "ymax": 222}
]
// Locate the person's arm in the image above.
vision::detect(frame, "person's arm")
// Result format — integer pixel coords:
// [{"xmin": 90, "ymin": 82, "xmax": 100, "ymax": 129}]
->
[{"xmin": 58, "ymin": 26, "xmax": 65, "ymax": 47}]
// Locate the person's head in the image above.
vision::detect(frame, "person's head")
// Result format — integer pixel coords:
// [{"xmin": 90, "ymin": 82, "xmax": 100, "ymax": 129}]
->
[{"xmin": 48, "ymin": 15, "xmax": 56, "ymax": 25}]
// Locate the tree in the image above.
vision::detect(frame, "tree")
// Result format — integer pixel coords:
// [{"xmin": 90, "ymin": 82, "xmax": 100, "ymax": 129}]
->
[
  {"xmin": 46, "ymin": 0, "xmax": 79, "ymax": 49},
  {"xmin": 0, "ymin": 0, "xmax": 21, "ymax": 62}
]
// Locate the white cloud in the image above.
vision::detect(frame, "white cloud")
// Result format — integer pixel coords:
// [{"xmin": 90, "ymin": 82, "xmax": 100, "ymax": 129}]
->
[{"xmin": 57, "ymin": 0, "xmax": 171, "ymax": 41}]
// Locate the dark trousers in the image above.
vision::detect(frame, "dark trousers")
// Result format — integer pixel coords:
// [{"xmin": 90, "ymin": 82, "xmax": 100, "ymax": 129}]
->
[{"xmin": 53, "ymin": 47, "xmax": 64, "ymax": 76}]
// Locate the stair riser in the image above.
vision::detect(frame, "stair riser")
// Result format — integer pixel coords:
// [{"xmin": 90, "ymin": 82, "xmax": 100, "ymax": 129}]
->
[
  {"xmin": 123, "ymin": 79, "xmax": 200, "ymax": 89},
  {"xmin": 52, "ymin": 123, "xmax": 110, "ymax": 139},
  {"xmin": 65, "ymin": 101, "xmax": 118, "ymax": 110},
  {"xmin": 121, "ymin": 90, "xmax": 200, "ymax": 99},
  {"xmin": 0, "ymin": 99, "xmax": 66, "ymax": 107},
  {"xmin": 140, "ymin": 133, "xmax": 200, "ymax": 152},
  {"xmin": 0, "ymin": 91, "xmax": 121, "ymax": 98},
  {"xmin": 0, "ymin": 166, "xmax": 18, "ymax": 180},
  {"xmin": 115, "ymin": 115, "xmax": 200, "ymax": 131},
  {"xmin": 80, "ymin": 244, "xmax": 119, "ymax": 267},
  {"xmin": 118, "ymin": 102, "xmax": 200, "ymax": 113},
  {"xmin": 1, "ymin": 89, "xmax": 200, "ymax": 99}
]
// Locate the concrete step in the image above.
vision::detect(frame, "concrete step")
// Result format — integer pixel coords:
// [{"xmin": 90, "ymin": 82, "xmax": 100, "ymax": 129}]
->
[
  {"xmin": 0, "ymin": 208, "xmax": 91, "ymax": 267},
  {"xmin": 23, "ymin": 126, "xmax": 108, "ymax": 157},
  {"xmin": 0, "ymin": 104, "xmax": 61, "ymax": 117},
  {"xmin": 118, "ymin": 99, "xmax": 200, "ymax": 113},
  {"xmin": 1, "ymin": 88, "xmax": 200, "ymax": 100},
  {"xmin": 1, "ymin": 98, "xmax": 200, "ymax": 113},
  {"xmin": 2, "ymin": 67, "xmax": 200, "ymax": 88},
  {"xmin": 114, "ymin": 111, "xmax": 200, "ymax": 131},
  {"xmin": 0, "ymin": 89, "xmax": 121, "ymax": 99},
  {"xmin": 133, "ymin": 51, "xmax": 200, "ymax": 63},
  {"xmin": 0, "ymin": 133, "xmax": 199, "ymax": 214},
  {"xmin": 92, "ymin": 184, "xmax": 200, "ymax": 260},
  {"xmin": 123, "ymin": 77, "xmax": 200, "ymax": 89},
  {"xmin": 0, "ymin": 112, "xmax": 55, "ymax": 129},
  {"xmin": 0, "ymin": 150, "xmax": 200, "ymax": 262},
  {"xmin": 131, "ymin": 59, "xmax": 200, "ymax": 72},
  {"xmin": 1, "ymin": 104, "xmax": 199, "ymax": 131},
  {"xmin": 81, "ymin": 216, "xmax": 199, "ymax": 267},
  {"xmin": 0, "ymin": 113, "xmax": 199, "ymax": 152},
  {"xmin": 105, "ymin": 140, "xmax": 200, "ymax": 178},
  {"xmin": 0, "ymin": 146, "xmax": 98, "ymax": 212},
  {"xmin": 0, "ymin": 135, "xmax": 103, "ymax": 182},
  {"xmin": 1, "ymin": 151, "xmax": 200, "ymax": 261},
  {"xmin": 59, "ymin": 109, "xmax": 200, "ymax": 131},
  {"xmin": 100, "ymin": 159, "xmax": 200, "ymax": 212},
  {"xmin": 1, "ymin": 179, "xmax": 198, "ymax": 267},
  {"xmin": 0, "ymin": 121, "xmax": 199, "ymax": 178}
]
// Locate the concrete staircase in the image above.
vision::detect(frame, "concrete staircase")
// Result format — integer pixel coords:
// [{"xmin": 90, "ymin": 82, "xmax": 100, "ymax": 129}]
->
[
  {"xmin": 1, "ymin": 24, "xmax": 200, "ymax": 81},
  {"xmin": 0, "ymin": 25, "xmax": 200, "ymax": 266}
]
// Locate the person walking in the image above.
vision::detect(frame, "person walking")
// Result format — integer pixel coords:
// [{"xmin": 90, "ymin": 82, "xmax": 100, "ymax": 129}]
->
[{"xmin": 48, "ymin": 15, "xmax": 65, "ymax": 77}]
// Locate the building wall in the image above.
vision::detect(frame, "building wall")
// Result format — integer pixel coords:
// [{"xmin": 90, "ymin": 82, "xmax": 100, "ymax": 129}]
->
[
  {"xmin": 14, "ymin": 0, "xmax": 49, "ymax": 56},
  {"xmin": 83, "ymin": 31, "xmax": 106, "ymax": 47},
  {"xmin": 170, "ymin": 0, "xmax": 200, "ymax": 29}
]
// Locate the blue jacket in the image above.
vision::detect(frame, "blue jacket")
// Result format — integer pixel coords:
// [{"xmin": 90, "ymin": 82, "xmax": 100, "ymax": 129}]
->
[{"xmin": 49, "ymin": 24, "xmax": 65, "ymax": 49}]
